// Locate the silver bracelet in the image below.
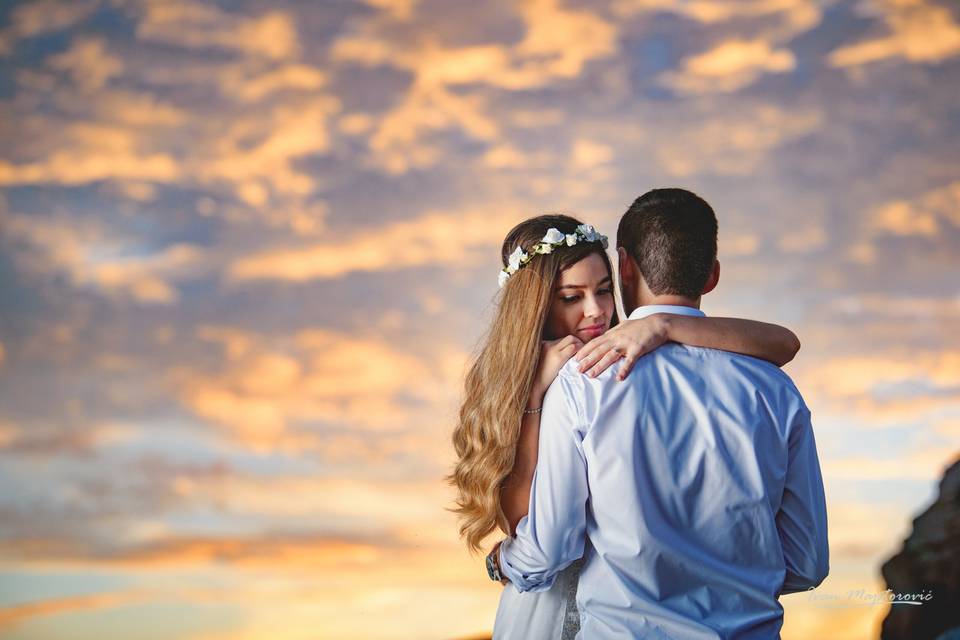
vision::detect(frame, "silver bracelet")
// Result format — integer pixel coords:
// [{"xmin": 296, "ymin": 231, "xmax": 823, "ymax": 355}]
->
[{"xmin": 523, "ymin": 407, "xmax": 542, "ymax": 414}]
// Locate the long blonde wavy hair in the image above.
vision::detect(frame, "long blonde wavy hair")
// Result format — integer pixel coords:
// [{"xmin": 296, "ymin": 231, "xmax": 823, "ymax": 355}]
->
[{"xmin": 448, "ymin": 214, "xmax": 618, "ymax": 553}]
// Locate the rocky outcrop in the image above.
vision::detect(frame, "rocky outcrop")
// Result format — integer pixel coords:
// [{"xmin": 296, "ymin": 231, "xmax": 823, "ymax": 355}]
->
[{"xmin": 881, "ymin": 457, "xmax": 960, "ymax": 640}]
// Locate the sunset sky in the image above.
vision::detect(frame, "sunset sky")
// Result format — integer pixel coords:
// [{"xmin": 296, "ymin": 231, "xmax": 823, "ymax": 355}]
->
[{"xmin": 1, "ymin": 0, "xmax": 959, "ymax": 638}]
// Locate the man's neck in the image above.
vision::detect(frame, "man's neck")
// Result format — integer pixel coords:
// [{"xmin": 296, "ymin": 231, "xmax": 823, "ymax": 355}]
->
[
  {"xmin": 625, "ymin": 295, "xmax": 700, "ymax": 315},
  {"xmin": 642, "ymin": 294, "xmax": 700, "ymax": 309}
]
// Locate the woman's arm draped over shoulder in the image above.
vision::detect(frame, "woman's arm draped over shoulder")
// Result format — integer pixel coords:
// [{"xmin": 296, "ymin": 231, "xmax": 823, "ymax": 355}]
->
[
  {"xmin": 576, "ymin": 314, "xmax": 800, "ymax": 380},
  {"xmin": 662, "ymin": 315, "xmax": 800, "ymax": 367}
]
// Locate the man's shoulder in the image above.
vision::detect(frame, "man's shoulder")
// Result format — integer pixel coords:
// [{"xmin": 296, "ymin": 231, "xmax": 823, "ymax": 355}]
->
[
  {"xmin": 635, "ymin": 344, "xmax": 806, "ymax": 398},
  {"xmin": 558, "ymin": 356, "xmax": 584, "ymax": 376},
  {"xmin": 558, "ymin": 356, "xmax": 619, "ymax": 386}
]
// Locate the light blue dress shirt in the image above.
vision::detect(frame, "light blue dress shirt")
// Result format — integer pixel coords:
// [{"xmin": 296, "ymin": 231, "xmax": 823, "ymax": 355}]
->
[{"xmin": 499, "ymin": 305, "xmax": 829, "ymax": 639}]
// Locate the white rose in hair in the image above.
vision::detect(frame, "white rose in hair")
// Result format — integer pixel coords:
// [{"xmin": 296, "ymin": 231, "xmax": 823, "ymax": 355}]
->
[
  {"xmin": 508, "ymin": 246, "xmax": 527, "ymax": 270},
  {"xmin": 565, "ymin": 233, "xmax": 577, "ymax": 246},
  {"xmin": 577, "ymin": 224, "xmax": 598, "ymax": 241},
  {"xmin": 498, "ymin": 270, "xmax": 510, "ymax": 288},
  {"xmin": 541, "ymin": 228, "xmax": 565, "ymax": 244},
  {"xmin": 538, "ymin": 242, "xmax": 554, "ymax": 254}
]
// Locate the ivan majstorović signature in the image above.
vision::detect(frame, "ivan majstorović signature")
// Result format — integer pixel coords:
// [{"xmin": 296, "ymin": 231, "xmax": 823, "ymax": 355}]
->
[{"xmin": 806, "ymin": 587, "xmax": 934, "ymax": 608}]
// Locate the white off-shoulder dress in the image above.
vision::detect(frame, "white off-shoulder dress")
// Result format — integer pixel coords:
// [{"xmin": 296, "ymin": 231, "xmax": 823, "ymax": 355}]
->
[{"xmin": 492, "ymin": 557, "xmax": 584, "ymax": 640}]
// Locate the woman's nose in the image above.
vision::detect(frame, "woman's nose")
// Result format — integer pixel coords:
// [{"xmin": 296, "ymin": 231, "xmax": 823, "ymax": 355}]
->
[{"xmin": 583, "ymin": 294, "xmax": 604, "ymax": 319}]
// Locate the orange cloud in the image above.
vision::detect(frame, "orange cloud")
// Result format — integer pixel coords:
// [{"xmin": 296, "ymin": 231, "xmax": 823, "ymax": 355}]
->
[
  {"xmin": 662, "ymin": 39, "xmax": 795, "ymax": 94},
  {"xmin": 0, "ymin": 151, "xmax": 179, "ymax": 187},
  {"xmin": 367, "ymin": 85, "xmax": 498, "ymax": 174},
  {"xmin": 778, "ymin": 222, "xmax": 828, "ymax": 253},
  {"xmin": 0, "ymin": 420, "xmax": 138, "ymax": 455},
  {"xmin": 936, "ymin": 419, "xmax": 960, "ymax": 439},
  {"xmin": 790, "ymin": 349, "xmax": 960, "ymax": 425},
  {"xmin": 508, "ymin": 108, "xmax": 565, "ymax": 128},
  {"xmin": 364, "ymin": 0, "xmax": 419, "ymax": 21},
  {"xmin": 870, "ymin": 180, "xmax": 960, "ymax": 236},
  {"xmin": 197, "ymin": 97, "xmax": 339, "ymax": 210},
  {"xmin": 1, "ymin": 211, "xmax": 205, "ymax": 304},
  {"xmin": 0, "ymin": 530, "xmax": 390, "ymax": 571},
  {"xmin": 613, "ymin": 0, "xmax": 823, "ymax": 52},
  {"xmin": 0, "ymin": 420, "xmax": 15, "ymax": 447},
  {"xmin": 614, "ymin": 0, "xmax": 820, "ymax": 28},
  {"xmin": 822, "ymin": 295, "xmax": 960, "ymax": 321},
  {"xmin": 842, "ymin": 179, "xmax": 960, "ymax": 268},
  {"xmin": 336, "ymin": 0, "xmax": 615, "ymax": 89},
  {"xmin": 655, "ymin": 105, "xmax": 821, "ymax": 177},
  {"xmin": 571, "ymin": 139, "xmax": 614, "ymax": 170},
  {"xmin": 515, "ymin": 0, "xmax": 618, "ymax": 80},
  {"xmin": 482, "ymin": 143, "xmax": 550, "ymax": 170},
  {"xmin": 826, "ymin": 501, "xmax": 913, "ymax": 561},
  {"xmin": 824, "ymin": 449, "xmax": 960, "ymax": 483},
  {"xmin": 166, "ymin": 473, "xmax": 457, "ymax": 541},
  {"xmin": 170, "ymin": 325, "xmax": 465, "ymax": 451},
  {"xmin": 0, "ymin": 117, "xmax": 181, "ymax": 187},
  {"xmin": 1, "ymin": 64, "xmax": 337, "ymax": 233},
  {"xmin": 136, "ymin": 2, "xmax": 300, "ymax": 60},
  {"xmin": 0, "ymin": 0, "xmax": 98, "ymax": 55},
  {"xmin": 872, "ymin": 201, "xmax": 939, "ymax": 236},
  {"xmin": 228, "ymin": 207, "xmax": 519, "ymax": 282},
  {"xmin": 0, "ymin": 557, "xmax": 503, "ymax": 640},
  {"xmin": 721, "ymin": 233, "xmax": 761, "ymax": 257},
  {"xmin": 0, "ymin": 589, "xmax": 158, "ymax": 632},
  {"xmin": 89, "ymin": 89, "xmax": 187, "ymax": 127},
  {"xmin": 830, "ymin": 0, "xmax": 960, "ymax": 67},
  {"xmin": 332, "ymin": 0, "xmax": 617, "ymax": 173},
  {"xmin": 47, "ymin": 36, "xmax": 123, "ymax": 91},
  {"xmin": 217, "ymin": 63, "xmax": 326, "ymax": 103}
]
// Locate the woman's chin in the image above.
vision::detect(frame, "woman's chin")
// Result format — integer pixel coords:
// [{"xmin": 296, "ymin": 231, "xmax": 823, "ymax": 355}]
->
[{"xmin": 578, "ymin": 328, "xmax": 605, "ymax": 341}]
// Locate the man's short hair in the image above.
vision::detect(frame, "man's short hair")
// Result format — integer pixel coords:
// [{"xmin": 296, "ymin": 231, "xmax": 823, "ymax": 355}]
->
[{"xmin": 617, "ymin": 188, "xmax": 718, "ymax": 299}]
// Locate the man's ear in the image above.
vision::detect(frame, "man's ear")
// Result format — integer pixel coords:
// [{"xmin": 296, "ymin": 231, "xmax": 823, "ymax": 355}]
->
[
  {"xmin": 618, "ymin": 247, "xmax": 635, "ymax": 285},
  {"xmin": 701, "ymin": 260, "xmax": 720, "ymax": 295}
]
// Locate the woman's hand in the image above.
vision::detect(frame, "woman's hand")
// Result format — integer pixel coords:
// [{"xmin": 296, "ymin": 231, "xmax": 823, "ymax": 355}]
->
[
  {"xmin": 531, "ymin": 335, "xmax": 584, "ymax": 403},
  {"xmin": 575, "ymin": 315, "xmax": 670, "ymax": 381},
  {"xmin": 487, "ymin": 540, "xmax": 510, "ymax": 585}
]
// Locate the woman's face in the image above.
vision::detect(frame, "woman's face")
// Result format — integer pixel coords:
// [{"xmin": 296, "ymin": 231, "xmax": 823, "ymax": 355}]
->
[{"xmin": 544, "ymin": 252, "xmax": 615, "ymax": 342}]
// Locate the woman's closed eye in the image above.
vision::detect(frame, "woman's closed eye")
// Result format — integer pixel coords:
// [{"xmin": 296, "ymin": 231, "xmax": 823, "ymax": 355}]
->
[{"xmin": 561, "ymin": 288, "xmax": 612, "ymax": 303}]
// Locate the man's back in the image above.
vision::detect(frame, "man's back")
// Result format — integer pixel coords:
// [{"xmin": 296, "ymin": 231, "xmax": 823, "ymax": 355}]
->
[{"xmin": 562, "ymin": 338, "xmax": 828, "ymax": 639}]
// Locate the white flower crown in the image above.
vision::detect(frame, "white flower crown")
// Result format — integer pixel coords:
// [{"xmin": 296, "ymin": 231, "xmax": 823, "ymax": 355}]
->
[{"xmin": 498, "ymin": 224, "xmax": 609, "ymax": 288}]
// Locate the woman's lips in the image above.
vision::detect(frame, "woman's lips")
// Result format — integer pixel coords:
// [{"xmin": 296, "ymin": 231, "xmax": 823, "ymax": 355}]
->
[{"xmin": 578, "ymin": 325, "xmax": 605, "ymax": 338}]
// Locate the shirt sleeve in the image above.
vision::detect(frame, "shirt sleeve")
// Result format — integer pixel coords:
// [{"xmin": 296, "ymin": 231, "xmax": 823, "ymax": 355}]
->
[
  {"xmin": 777, "ymin": 404, "xmax": 830, "ymax": 594},
  {"xmin": 498, "ymin": 372, "xmax": 589, "ymax": 592}
]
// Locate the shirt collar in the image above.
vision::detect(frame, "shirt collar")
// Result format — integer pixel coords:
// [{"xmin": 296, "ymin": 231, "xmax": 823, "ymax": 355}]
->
[{"xmin": 628, "ymin": 304, "xmax": 706, "ymax": 320}]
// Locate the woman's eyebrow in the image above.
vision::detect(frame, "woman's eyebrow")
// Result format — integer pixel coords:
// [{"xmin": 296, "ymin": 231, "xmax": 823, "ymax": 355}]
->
[{"xmin": 557, "ymin": 276, "xmax": 611, "ymax": 290}]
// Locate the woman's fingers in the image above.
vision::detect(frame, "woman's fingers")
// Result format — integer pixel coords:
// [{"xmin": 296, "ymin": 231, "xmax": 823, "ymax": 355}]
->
[
  {"xmin": 633, "ymin": 334, "xmax": 663, "ymax": 358},
  {"xmin": 575, "ymin": 338, "xmax": 608, "ymax": 371},
  {"xmin": 551, "ymin": 335, "xmax": 578, "ymax": 351},
  {"xmin": 570, "ymin": 328, "xmax": 664, "ymax": 381},
  {"xmin": 587, "ymin": 349, "xmax": 623, "ymax": 377},
  {"xmin": 616, "ymin": 345, "xmax": 642, "ymax": 381},
  {"xmin": 544, "ymin": 335, "xmax": 584, "ymax": 365},
  {"xmin": 577, "ymin": 338, "xmax": 602, "ymax": 360}
]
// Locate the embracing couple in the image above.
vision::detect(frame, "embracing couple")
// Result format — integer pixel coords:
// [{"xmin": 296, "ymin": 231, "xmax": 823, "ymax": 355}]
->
[{"xmin": 450, "ymin": 188, "xmax": 829, "ymax": 639}]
